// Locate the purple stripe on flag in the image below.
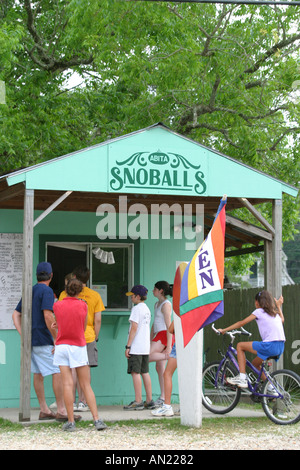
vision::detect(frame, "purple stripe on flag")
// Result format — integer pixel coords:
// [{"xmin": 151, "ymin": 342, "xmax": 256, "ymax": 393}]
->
[{"xmin": 200, "ymin": 301, "xmax": 224, "ymax": 329}]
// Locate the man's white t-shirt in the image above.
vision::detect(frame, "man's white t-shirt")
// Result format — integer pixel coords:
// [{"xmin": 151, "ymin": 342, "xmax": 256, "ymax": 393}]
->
[{"xmin": 128, "ymin": 302, "xmax": 151, "ymax": 355}]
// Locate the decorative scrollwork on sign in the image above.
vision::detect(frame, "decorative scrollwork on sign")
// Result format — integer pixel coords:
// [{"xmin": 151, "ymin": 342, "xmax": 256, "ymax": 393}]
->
[
  {"xmin": 168, "ymin": 153, "xmax": 201, "ymax": 170},
  {"xmin": 116, "ymin": 152, "xmax": 148, "ymax": 167},
  {"xmin": 117, "ymin": 150, "xmax": 201, "ymax": 169}
]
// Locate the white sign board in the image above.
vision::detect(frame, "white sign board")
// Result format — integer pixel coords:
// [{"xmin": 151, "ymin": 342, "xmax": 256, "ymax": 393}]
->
[
  {"xmin": 92, "ymin": 284, "xmax": 107, "ymax": 307},
  {"xmin": 0, "ymin": 233, "xmax": 23, "ymax": 329}
]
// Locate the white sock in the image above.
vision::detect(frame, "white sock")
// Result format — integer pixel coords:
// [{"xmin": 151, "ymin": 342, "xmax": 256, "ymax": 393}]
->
[
  {"xmin": 164, "ymin": 404, "xmax": 171, "ymax": 408},
  {"xmin": 240, "ymin": 373, "xmax": 247, "ymax": 380}
]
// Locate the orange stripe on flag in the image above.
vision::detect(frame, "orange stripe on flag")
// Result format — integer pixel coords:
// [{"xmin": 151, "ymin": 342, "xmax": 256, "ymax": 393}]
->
[{"xmin": 211, "ymin": 207, "xmax": 225, "ymax": 288}]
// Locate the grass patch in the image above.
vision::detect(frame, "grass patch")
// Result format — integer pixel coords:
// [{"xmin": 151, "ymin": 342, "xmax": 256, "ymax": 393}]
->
[
  {"xmin": 0, "ymin": 418, "xmax": 23, "ymax": 432},
  {"xmin": 0, "ymin": 415, "xmax": 280, "ymax": 436}
]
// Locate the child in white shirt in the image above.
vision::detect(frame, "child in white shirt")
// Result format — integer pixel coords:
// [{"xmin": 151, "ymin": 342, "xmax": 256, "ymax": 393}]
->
[{"xmin": 123, "ymin": 285, "xmax": 155, "ymax": 410}]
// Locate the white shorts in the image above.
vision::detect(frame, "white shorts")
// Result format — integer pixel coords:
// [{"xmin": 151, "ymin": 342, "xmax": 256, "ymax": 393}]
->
[{"xmin": 53, "ymin": 344, "xmax": 89, "ymax": 369}]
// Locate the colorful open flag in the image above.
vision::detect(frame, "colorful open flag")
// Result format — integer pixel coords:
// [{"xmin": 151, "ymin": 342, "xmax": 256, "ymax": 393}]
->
[{"xmin": 173, "ymin": 197, "xmax": 227, "ymax": 347}]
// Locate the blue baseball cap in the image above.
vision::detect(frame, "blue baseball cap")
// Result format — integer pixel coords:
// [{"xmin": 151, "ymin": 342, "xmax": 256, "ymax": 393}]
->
[
  {"xmin": 36, "ymin": 262, "xmax": 53, "ymax": 275},
  {"xmin": 126, "ymin": 285, "xmax": 148, "ymax": 297}
]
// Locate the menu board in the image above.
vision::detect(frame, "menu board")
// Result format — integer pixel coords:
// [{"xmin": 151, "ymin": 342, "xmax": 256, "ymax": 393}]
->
[{"xmin": 0, "ymin": 233, "xmax": 23, "ymax": 329}]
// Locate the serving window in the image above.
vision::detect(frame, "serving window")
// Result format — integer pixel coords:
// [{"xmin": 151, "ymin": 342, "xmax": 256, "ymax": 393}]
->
[{"xmin": 46, "ymin": 242, "xmax": 134, "ymax": 310}]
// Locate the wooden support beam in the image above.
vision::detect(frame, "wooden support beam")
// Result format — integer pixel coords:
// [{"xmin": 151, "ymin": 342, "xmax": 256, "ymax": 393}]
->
[
  {"xmin": 225, "ymin": 244, "xmax": 264, "ymax": 258},
  {"xmin": 272, "ymin": 199, "xmax": 283, "ymax": 298},
  {"xmin": 272, "ymin": 199, "xmax": 283, "ymax": 370},
  {"xmin": 0, "ymin": 182, "xmax": 24, "ymax": 202},
  {"xmin": 264, "ymin": 240, "xmax": 273, "ymax": 292},
  {"xmin": 33, "ymin": 191, "xmax": 72, "ymax": 227},
  {"xmin": 238, "ymin": 197, "xmax": 275, "ymax": 236},
  {"xmin": 226, "ymin": 214, "xmax": 273, "ymax": 241},
  {"xmin": 19, "ymin": 189, "xmax": 34, "ymax": 422}
]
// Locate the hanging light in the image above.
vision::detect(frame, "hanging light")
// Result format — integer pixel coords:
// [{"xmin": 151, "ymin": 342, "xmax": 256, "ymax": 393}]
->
[
  {"xmin": 107, "ymin": 252, "xmax": 115, "ymax": 264},
  {"xmin": 100, "ymin": 251, "xmax": 108, "ymax": 263}
]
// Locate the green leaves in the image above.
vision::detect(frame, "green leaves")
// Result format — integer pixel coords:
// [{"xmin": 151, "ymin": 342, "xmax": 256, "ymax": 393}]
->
[{"xmin": 0, "ymin": 1, "xmax": 299, "ymax": 244}]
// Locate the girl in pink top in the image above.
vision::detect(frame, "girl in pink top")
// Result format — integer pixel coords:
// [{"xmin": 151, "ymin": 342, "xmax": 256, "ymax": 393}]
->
[
  {"xmin": 53, "ymin": 279, "xmax": 107, "ymax": 432},
  {"xmin": 218, "ymin": 290, "xmax": 285, "ymax": 388}
]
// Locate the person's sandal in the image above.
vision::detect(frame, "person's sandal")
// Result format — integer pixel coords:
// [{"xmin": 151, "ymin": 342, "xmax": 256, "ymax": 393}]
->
[
  {"xmin": 55, "ymin": 413, "xmax": 82, "ymax": 422},
  {"xmin": 39, "ymin": 411, "xmax": 56, "ymax": 420}
]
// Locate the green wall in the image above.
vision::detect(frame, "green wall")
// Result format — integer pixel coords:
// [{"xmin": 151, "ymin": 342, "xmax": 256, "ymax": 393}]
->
[{"xmin": 0, "ymin": 208, "xmax": 193, "ymax": 408}]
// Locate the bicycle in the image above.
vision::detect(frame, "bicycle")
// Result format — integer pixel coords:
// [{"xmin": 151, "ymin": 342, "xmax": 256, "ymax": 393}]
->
[{"xmin": 202, "ymin": 323, "xmax": 300, "ymax": 425}]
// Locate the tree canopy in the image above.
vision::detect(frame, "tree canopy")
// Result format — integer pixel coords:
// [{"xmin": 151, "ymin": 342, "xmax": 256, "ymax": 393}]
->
[{"xmin": 0, "ymin": 1, "xmax": 299, "ymax": 249}]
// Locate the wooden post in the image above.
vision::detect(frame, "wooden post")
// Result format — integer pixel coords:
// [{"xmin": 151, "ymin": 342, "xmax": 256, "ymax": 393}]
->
[
  {"xmin": 19, "ymin": 189, "xmax": 34, "ymax": 422},
  {"xmin": 174, "ymin": 314, "xmax": 203, "ymax": 428},
  {"xmin": 272, "ymin": 199, "xmax": 283, "ymax": 370},
  {"xmin": 272, "ymin": 199, "xmax": 283, "ymax": 298},
  {"xmin": 264, "ymin": 240, "xmax": 273, "ymax": 292}
]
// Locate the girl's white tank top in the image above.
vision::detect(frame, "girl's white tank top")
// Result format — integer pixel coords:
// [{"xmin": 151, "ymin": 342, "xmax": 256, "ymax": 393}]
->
[{"xmin": 153, "ymin": 299, "xmax": 171, "ymax": 335}]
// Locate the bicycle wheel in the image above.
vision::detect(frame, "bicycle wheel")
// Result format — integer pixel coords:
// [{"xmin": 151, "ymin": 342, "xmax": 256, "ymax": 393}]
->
[
  {"xmin": 202, "ymin": 361, "xmax": 241, "ymax": 414},
  {"xmin": 261, "ymin": 369, "xmax": 300, "ymax": 425}
]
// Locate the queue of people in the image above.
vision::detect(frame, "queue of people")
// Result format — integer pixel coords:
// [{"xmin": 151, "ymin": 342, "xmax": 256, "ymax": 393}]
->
[
  {"xmin": 12, "ymin": 262, "xmax": 107, "ymax": 432},
  {"xmin": 12, "ymin": 261, "xmax": 177, "ymax": 431},
  {"xmin": 12, "ymin": 261, "xmax": 286, "ymax": 432}
]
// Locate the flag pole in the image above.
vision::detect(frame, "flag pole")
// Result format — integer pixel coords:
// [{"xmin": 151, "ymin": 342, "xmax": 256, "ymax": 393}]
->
[
  {"xmin": 174, "ymin": 313, "xmax": 203, "ymax": 427},
  {"xmin": 173, "ymin": 195, "xmax": 227, "ymax": 426}
]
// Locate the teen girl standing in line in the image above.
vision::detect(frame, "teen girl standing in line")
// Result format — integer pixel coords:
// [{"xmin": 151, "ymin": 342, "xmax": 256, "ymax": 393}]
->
[{"xmin": 149, "ymin": 281, "xmax": 175, "ymax": 406}]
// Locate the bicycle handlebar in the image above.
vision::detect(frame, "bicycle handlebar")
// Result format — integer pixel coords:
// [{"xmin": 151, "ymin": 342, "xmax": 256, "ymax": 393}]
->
[{"xmin": 211, "ymin": 323, "xmax": 252, "ymax": 339}]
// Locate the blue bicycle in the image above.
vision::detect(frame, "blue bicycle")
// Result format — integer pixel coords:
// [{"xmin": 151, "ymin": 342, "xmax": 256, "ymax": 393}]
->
[{"xmin": 202, "ymin": 324, "xmax": 300, "ymax": 425}]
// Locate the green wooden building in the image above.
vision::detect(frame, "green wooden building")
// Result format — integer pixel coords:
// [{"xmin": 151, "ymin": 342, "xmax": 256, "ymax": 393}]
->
[{"xmin": 0, "ymin": 123, "xmax": 297, "ymax": 420}]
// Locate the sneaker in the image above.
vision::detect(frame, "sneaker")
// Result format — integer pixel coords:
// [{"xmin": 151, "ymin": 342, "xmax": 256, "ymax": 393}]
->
[
  {"xmin": 144, "ymin": 399, "xmax": 156, "ymax": 409},
  {"xmin": 94, "ymin": 419, "xmax": 107, "ymax": 430},
  {"xmin": 123, "ymin": 401, "xmax": 144, "ymax": 410},
  {"xmin": 73, "ymin": 402, "xmax": 78, "ymax": 411},
  {"xmin": 151, "ymin": 404, "xmax": 174, "ymax": 417},
  {"xmin": 62, "ymin": 421, "xmax": 76, "ymax": 432},
  {"xmin": 277, "ymin": 413, "xmax": 288, "ymax": 419},
  {"xmin": 226, "ymin": 375, "xmax": 248, "ymax": 388},
  {"xmin": 154, "ymin": 397, "xmax": 164, "ymax": 408},
  {"xmin": 77, "ymin": 401, "xmax": 89, "ymax": 412}
]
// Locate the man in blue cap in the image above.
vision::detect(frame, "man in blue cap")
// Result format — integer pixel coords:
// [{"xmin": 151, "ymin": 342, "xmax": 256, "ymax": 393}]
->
[{"xmin": 13, "ymin": 262, "xmax": 77, "ymax": 422}]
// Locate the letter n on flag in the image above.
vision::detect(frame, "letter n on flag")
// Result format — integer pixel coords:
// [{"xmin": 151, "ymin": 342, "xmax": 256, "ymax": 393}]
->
[{"xmin": 173, "ymin": 197, "xmax": 226, "ymax": 347}]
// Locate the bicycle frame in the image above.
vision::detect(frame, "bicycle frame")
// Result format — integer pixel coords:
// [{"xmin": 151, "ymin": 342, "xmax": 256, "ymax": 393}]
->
[{"xmin": 217, "ymin": 343, "xmax": 284, "ymax": 400}]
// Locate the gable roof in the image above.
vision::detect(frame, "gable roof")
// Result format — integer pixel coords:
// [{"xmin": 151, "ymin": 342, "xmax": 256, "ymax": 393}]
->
[
  {"xmin": 0, "ymin": 123, "xmax": 297, "ymax": 199},
  {"xmin": 0, "ymin": 124, "xmax": 298, "ymax": 253}
]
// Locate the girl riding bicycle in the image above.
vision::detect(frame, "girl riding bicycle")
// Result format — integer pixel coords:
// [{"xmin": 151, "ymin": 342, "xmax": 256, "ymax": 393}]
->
[{"xmin": 218, "ymin": 290, "xmax": 285, "ymax": 388}]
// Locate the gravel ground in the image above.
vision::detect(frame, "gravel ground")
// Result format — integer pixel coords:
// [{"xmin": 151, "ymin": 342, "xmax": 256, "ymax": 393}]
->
[{"xmin": 0, "ymin": 418, "xmax": 299, "ymax": 450}]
